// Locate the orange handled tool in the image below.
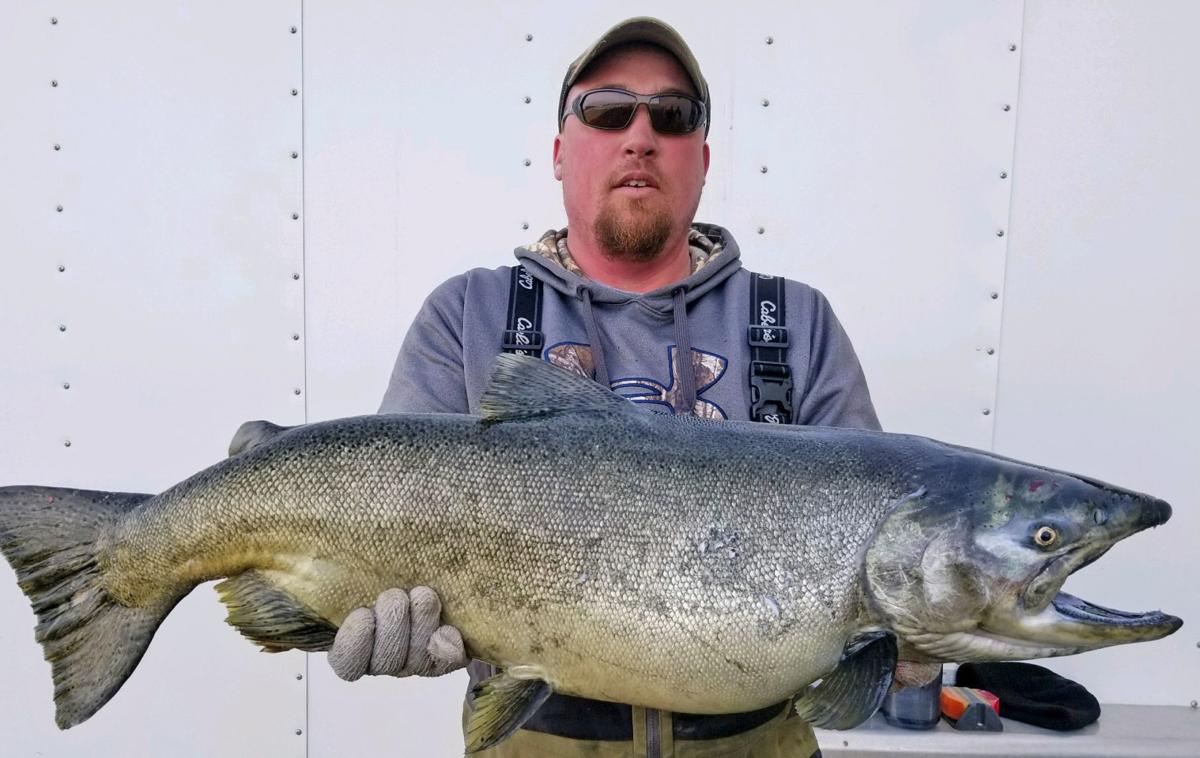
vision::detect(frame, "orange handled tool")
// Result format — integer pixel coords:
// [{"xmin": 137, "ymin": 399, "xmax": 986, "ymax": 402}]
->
[{"xmin": 941, "ymin": 686, "xmax": 1003, "ymax": 731}]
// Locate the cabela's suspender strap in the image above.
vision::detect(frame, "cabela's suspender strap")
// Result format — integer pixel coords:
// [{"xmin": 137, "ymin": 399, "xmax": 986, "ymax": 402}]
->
[
  {"xmin": 502, "ymin": 265, "xmax": 544, "ymax": 357},
  {"xmin": 748, "ymin": 272, "xmax": 793, "ymax": 424},
  {"xmin": 502, "ymin": 266, "xmax": 792, "ymax": 423}
]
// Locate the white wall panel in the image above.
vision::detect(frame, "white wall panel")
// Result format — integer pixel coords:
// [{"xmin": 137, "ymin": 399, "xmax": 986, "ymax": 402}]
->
[
  {"xmin": 0, "ymin": 2, "xmax": 307, "ymax": 756},
  {"xmin": 996, "ymin": 0, "xmax": 1199, "ymax": 707}
]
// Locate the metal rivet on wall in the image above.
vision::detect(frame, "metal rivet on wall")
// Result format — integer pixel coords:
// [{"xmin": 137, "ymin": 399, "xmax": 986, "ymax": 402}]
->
[
  {"xmin": 756, "ymin": 226, "xmax": 765, "ymax": 235},
  {"xmin": 986, "ymin": 348, "xmax": 995, "ymax": 355},
  {"xmin": 765, "ymin": 36, "xmax": 774, "ymax": 45},
  {"xmin": 58, "ymin": 324, "xmax": 67, "ymax": 332},
  {"xmin": 51, "ymin": 17, "xmax": 58, "ymax": 25},
  {"xmin": 296, "ymin": 673, "xmax": 304, "ymax": 680},
  {"xmin": 760, "ymin": 166, "xmax": 768, "ymax": 174},
  {"xmin": 292, "ymin": 273, "xmax": 300, "ymax": 280},
  {"xmin": 1009, "ymin": 43, "xmax": 1018, "ymax": 52},
  {"xmin": 64, "ymin": 440, "xmax": 72, "ymax": 447},
  {"xmin": 1003, "ymin": 104, "xmax": 1012, "ymax": 112},
  {"xmin": 293, "ymin": 388, "xmax": 302, "ymax": 396},
  {"xmin": 62, "ymin": 382, "xmax": 71, "ymax": 389},
  {"xmin": 295, "ymin": 729, "xmax": 303, "ymax": 736},
  {"xmin": 1000, "ymin": 171, "xmax": 1009, "ymax": 179},
  {"xmin": 990, "ymin": 292, "xmax": 1000, "ymax": 300},
  {"xmin": 523, "ymin": 96, "xmax": 531, "ymax": 104},
  {"xmin": 525, "ymin": 33, "xmax": 533, "ymax": 42},
  {"xmin": 521, "ymin": 222, "xmax": 529, "ymax": 230},
  {"xmin": 996, "ymin": 229, "xmax": 1005, "ymax": 237},
  {"xmin": 57, "ymin": 265, "xmax": 66, "ymax": 272},
  {"xmin": 290, "ymin": 26, "xmax": 297, "ymax": 34},
  {"xmin": 54, "ymin": 143, "xmax": 61, "ymax": 151},
  {"xmin": 291, "ymin": 151, "xmax": 299, "ymax": 159},
  {"xmin": 291, "ymin": 88, "xmax": 299, "ymax": 96},
  {"xmin": 1192, "ymin": 700, "xmax": 1198, "ymax": 709},
  {"xmin": 56, "ymin": 205, "xmax": 63, "ymax": 212},
  {"xmin": 523, "ymin": 158, "xmax": 531, "ymax": 167},
  {"xmin": 51, "ymin": 80, "xmax": 59, "ymax": 87},
  {"xmin": 982, "ymin": 409, "xmax": 992, "ymax": 416},
  {"xmin": 291, "ymin": 213, "xmax": 299, "ymax": 220},
  {"xmin": 761, "ymin": 98, "xmax": 770, "ymax": 107},
  {"xmin": 292, "ymin": 333, "xmax": 300, "ymax": 341}
]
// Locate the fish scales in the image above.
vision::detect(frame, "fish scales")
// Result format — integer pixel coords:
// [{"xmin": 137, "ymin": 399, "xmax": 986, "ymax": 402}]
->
[{"xmin": 106, "ymin": 411, "xmax": 917, "ymax": 713}]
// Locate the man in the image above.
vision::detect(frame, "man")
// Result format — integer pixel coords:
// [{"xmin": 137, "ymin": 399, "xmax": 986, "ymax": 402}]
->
[{"xmin": 329, "ymin": 17, "xmax": 879, "ymax": 757}]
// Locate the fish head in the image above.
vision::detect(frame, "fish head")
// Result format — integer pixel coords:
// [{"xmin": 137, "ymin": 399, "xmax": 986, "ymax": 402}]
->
[{"xmin": 863, "ymin": 455, "xmax": 1182, "ymax": 663}]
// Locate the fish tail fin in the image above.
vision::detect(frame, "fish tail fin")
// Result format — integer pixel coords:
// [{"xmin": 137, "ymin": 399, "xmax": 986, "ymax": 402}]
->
[{"xmin": 0, "ymin": 485, "xmax": 165, "ymax": 729}]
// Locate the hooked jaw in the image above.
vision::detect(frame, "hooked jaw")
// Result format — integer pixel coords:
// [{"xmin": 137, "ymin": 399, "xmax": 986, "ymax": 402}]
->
[
  {"xmin": 870, "ymin": 481, "xmax": 1182, "ymax": 663},
  {"xmin": 972, "ymin": 492, "xmax": 1181, "ymax": 659}
]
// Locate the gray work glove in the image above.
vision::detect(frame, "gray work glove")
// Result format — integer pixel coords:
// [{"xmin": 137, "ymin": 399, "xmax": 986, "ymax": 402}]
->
[{"xmin": 328, "ymin": 586, "xmax": 467, "ymax": 681}]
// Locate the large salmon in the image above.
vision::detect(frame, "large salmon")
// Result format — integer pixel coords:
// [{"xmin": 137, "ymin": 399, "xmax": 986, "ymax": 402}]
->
[{"xmin": 0, "ymin": 355, "xmax": 1181, "ymax": 750}]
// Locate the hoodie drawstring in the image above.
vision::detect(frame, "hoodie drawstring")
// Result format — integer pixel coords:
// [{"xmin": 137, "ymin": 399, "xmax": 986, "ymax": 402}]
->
[
  {"xmin": 580, "ymin": 289, "xmax": 612, "ymax": 389},
  {"xmin": 579, "ymin": 286, "xmax": 696, "ymax": 416},
  {"xmin": 672, "ymin": 288, "xmax": 697, "ymax": 416}
]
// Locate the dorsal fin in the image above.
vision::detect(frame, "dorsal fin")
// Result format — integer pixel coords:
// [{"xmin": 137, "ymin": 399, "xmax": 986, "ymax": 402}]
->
[
  {"xmin": 228, "ymin": 420, "xmax": 295, "ymax": 457},
  {"xmin": 480, "ymin": 354, "xmax": 634, "ymax": 422}
]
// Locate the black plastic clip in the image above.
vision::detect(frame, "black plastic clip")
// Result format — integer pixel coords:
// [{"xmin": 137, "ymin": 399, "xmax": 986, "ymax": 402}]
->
[
  {"xmin": 748, "ymin": 325, "xmax": 789, "ymax": 349},
  {"xmin": 749, "ymin": 361, "xmax": 794, "ymax": 424},
  {"xmin": 501, "ymin": 329, "xmax": 544, "ymax": 357}
]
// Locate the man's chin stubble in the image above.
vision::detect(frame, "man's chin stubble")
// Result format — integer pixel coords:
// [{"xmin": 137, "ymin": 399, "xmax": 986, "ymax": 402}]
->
[{"xmin": 593, "ymin": 199, "xmax": 674, "ymax": 263}]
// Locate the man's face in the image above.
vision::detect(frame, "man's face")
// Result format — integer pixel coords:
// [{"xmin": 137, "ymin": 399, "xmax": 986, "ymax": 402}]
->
[{"xmin": 554, "ymin": 44, "xmax": 710, "ymax": 262}]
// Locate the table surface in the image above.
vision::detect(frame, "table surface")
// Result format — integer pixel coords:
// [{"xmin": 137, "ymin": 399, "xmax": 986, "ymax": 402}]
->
[{"xmin": 814, "ymin": 704, "xmax": 1200, "ymax": 758}]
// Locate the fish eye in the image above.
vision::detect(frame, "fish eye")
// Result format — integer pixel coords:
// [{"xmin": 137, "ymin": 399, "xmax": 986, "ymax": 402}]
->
[{"xmin": 1033, "ymin": 525, "xmax": 1060, "ymax": 548}]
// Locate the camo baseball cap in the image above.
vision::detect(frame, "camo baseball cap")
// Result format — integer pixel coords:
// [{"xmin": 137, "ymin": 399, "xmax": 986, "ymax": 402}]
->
[{"xmin": 558, "ymin": 17, "xmax": 711, "ymax": 136}]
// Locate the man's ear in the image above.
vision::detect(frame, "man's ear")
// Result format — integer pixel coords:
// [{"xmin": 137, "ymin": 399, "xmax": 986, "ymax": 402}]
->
[
  {"xmin": 553, "ymin": 134, "xmax": 564, "ymax": 181},
  {"xmin": 703, "ymin": 142, "xmax": 710, "ymax": 175}
]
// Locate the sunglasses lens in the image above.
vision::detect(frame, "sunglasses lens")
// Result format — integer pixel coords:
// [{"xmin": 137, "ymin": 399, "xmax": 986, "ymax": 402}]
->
[
  {"xmin": 579, "ymin": 91, "xmax": 638, "ymax": 129},
  {"xmin": 649, "ymin": 96, "xmax": 703, "ymax": 134}
]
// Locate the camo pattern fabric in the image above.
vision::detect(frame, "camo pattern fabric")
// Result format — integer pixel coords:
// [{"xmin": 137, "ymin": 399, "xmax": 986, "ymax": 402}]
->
[{"xmin": 523, "ymin": 226, "xmax": 726, "ymax": 276}]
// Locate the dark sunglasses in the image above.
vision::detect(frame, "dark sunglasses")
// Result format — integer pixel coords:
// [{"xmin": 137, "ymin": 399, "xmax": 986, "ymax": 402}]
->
[{"xmin": 567, "ymin": 88, "xmax": 707, "ymax": 135}]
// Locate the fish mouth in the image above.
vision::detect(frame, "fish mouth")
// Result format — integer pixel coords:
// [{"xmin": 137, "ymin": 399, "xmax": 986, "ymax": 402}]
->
[{"xmin": 1051, "ymin": 592, "xmax": 1181, "ymax": 633}]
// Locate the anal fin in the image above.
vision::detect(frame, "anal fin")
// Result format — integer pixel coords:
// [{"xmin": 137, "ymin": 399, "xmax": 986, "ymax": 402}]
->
[
  {"xmin": 465, "ymin": 671, "xmax": 553, "ymax": 752},
  {"xmin": 215, "ymin": 570, "xmax": 337, "ymax": 653},
  {"xmin": 794, "ymin": 632, "xmax": 897, "ymax": 729}
]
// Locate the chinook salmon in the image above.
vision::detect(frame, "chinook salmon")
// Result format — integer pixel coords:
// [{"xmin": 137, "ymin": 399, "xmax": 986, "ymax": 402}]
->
[{"xmin": 0, "ymin": 355, "xmax": 1181, "ymax": 749}]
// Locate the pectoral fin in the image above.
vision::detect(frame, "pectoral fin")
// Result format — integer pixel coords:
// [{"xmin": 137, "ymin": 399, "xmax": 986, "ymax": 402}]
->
[
  {"xmin": 465, "ymin": 671, "xmax": 553, "ymax": 752},
  {"xmin": 794, "ymin": 632, "xmax": 897, "ymax": 729}
]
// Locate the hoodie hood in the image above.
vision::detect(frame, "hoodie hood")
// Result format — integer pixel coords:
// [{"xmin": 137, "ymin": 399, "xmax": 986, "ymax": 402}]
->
[
  {"xmin": 513, "ymin": 222, "xmax": 744, "ymax": 314},
  {"xmin": 513, "ymin": 223, "xmax": 744, "ymax": 412}
]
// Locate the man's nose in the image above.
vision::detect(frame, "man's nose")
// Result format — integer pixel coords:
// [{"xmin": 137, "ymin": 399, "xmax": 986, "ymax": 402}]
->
[{"xmin": 621, "ymin": 104, "xmax": 658, "ymax": 156}]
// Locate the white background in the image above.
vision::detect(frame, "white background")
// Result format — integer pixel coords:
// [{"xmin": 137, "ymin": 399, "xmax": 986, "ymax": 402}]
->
[{"xmin": 0, "ymin": 1, "xmax": 1196, "ymax": 756}]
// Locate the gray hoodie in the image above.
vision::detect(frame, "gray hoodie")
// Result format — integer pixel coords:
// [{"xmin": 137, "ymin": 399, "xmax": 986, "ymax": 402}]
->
[{"xmin": 380, "ymin": 222, "xmax": 879, "ymax": 431}]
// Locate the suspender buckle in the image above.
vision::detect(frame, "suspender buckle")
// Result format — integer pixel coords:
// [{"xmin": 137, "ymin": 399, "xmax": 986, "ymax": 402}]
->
[
  {"xmin": 502, "ymin": 329, "xmax": 544, "ymax": 357},
  {"xmin": 749, "ymin": 361, "xmax": 794, "ymax": 424},
  {"xmin": 748, "ymin": 325, "xmax": 789, "ymax": 349}
]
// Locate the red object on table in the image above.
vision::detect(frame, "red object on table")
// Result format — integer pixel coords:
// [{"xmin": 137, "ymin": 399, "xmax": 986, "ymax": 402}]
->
[{"xmin": 941, "ymin": 686, "xmax": 1000, "ymax": 721}]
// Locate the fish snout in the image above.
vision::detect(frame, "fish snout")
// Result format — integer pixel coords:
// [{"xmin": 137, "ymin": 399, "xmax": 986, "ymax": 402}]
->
[{"xmin": 1136, "ymin": 496, "xmax": 1172, "ymax": 529}]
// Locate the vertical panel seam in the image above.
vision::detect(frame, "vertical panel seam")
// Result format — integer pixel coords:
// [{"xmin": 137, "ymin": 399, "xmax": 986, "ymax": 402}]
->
[
  {"xmin": 991, "ymin": 0, "xmax": 1028, "ymax": 452},
  {"xmin": 299, "ymin": 3, "xmax": 310, "ymax": 757},
  {"xmin": 300, "ymin": 0, "xmax": 309, "ymax": 432}
]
